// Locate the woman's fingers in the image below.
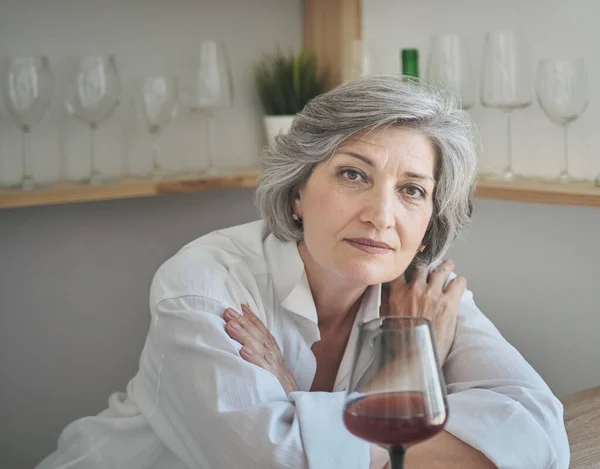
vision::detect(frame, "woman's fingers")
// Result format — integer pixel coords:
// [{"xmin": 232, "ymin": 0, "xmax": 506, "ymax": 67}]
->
[
  {"xmin": 427, "ymin": 259, "xmax": 455, "ymax": 291},
  {"xmin": 444, "ymin": 275, "xmax": 467, "ymax": 302},
  {"xmin": 241, "ymin": 304, "xmax": 271, "ymax": 336},
  {"xmin": 224, "ymin": 309, "xmax": 261, "ymax": 352},
  {"xmin": 223, "ymin": 305, "xmax": 280, "ymax": 370},
  {"xmin": 223, "ymin": 304, "xmax": 300, "ymax": 394},
  {"xmin": 224, "ymin": 306, "xmax": 263, "ymax": 341}
]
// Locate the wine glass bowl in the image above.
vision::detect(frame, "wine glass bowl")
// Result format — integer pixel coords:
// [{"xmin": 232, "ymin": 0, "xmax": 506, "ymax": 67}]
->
[
  {"xmin": 64, "ymin": 55, "xmax": 121, "ymax": 184},
  {"xmin": 426, "ymin": 34, "xmax": 475, "ymax": 110},
  {"xmin": 134, "ymin": 76, "xmax": 178, "ymax": 178},
  {"xmin": 536, "ymin": 58, "xmax": 588, "ymax": 183},
  {"xmin": 344, "ymin": 317, "xmax": 448, "ymax": 469},
  {"xmin": 4, "ymin": 57, "xmax": 53, "ymax": 129},
  {"xmin": 537, "ymin": 59, "xmax": 588, "ymax": 125},
  {"xmin": 3, "ymin": 56, "xmax": 53, "ymax": 190},
  {"xmin": 481, "ymin": 30, "xmax": 532, "ymax": 110}
]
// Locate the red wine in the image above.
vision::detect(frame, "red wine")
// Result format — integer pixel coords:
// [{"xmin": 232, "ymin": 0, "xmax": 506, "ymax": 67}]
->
[{"xmin": 343, "ymin": 392, "xmax": 447, "ymax": 447}]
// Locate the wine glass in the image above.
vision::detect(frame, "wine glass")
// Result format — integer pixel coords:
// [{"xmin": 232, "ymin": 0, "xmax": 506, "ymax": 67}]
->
[
  {"xmin": 64, "ymin": 55, "xmax": 121, "ymax": 184},
  {"xmin": 344, "ymin": 317, "xmax": 448, "ymax": 469},
  {"xmin": 189, "ymin": 40, "xmax": 233, "ymax": 175},
  {"xmin": 426, "ymin": 34, "xmax": 475, "ymax": 109},
  {"xmin": 481, "ymin": 30, "xmax": 532, "ymax": 181},
  {"xmin": 3, "ymin": 56, "xmax": 53, "ymax": 190},
  {"xmin": 536, "ymin": 58, "xmax": 588, "ymax": 183},
  {"xmin": 134, "ymin": 76, "xmax": 178, "ymax": 179}
]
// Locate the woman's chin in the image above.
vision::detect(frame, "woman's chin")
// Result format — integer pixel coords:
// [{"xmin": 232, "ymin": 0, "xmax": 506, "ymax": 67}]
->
[{"xmin": 337, "ymin": 262, "xmax": 402, "ymax": 287}]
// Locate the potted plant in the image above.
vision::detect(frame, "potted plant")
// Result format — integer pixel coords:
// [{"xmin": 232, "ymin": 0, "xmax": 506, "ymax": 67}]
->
[{"xmin": 254, "ymin": 50, "xmax": 327, "ymax": 147}]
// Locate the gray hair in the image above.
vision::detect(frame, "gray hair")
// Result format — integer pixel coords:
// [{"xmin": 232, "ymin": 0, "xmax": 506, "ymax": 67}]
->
[{"xmin": 255, "ymin": 74, "xmax": 480, "ymax": 267}]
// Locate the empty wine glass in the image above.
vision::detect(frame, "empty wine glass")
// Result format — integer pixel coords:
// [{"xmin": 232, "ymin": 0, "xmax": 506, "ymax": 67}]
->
[
  {"xmin": 344, "ymin": 317, "xmax": 448, "ymax": 469},
  {"xmin": 427, "ymin": 34, "xmax": 475, "ymax": 109},
  {"xmin": 481, "ymin": 30, "xmax": 532, "ymax": 181},
  {"xmin": 189, "ymin": 40, "xmax": 233, "ymax": 175},
  {"xmin": 3, "ymin": 56, "xmax": 53, "ymax": 190},
  {"xmin": 134, "ymin": 76, "xmax": 178, "ymax": 179},
  {"xmin": 64, "ymin": 55, "xmax": 121, "ymax": 184},
  {"xmin": 536, "ymin": 58, "xmax": 588, "ymax": 183}
]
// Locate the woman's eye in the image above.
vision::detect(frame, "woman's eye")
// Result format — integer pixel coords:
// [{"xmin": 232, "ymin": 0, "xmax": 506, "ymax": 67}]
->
[
  {"xmin": 403, "ymin": 185, "xmax": 426, "ymax": 199},
  {"xmin": 341, "ymin": 169, "xmax": 365, "ymax": 182}
]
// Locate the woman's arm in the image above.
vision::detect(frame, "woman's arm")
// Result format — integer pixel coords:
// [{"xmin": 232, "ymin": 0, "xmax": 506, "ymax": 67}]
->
[
  {"xmin": 398, "ymin": 431, "xmax": 495, "ymax": 468},
  {"xmin": 135, "ymin": 256, "xmax": 373, "ymax": 469},
  {"xmin": 370, "ymin": 433, "xmax": 494, "ymax": 469},
  {"xmin": 441, "ymin": 287, "xmax": 570, "ymax": 469},
  {"xmin": 138, "ymin": 293, "xmax": 371, "ymax": 469},
  {"xmin": 384, "ymin": 265, "xmax": 568, "ymax": 468}
]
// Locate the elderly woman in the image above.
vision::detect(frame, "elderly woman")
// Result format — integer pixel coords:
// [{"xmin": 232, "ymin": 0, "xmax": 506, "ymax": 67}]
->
[{"xmin": 38, "ymin": 76, "xmax": 569, "ymax": 469}]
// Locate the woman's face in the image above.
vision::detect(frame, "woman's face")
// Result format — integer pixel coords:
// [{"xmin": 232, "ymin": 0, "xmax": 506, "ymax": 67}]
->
[{"xmin": 294, "ymin": 127, "xmax": 436, "ymax": 287}]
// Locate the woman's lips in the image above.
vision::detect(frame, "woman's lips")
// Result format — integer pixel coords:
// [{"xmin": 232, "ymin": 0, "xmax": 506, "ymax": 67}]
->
[{"xmin": 345, "ymin": 238, "xmax": 394, "ymax": 254}]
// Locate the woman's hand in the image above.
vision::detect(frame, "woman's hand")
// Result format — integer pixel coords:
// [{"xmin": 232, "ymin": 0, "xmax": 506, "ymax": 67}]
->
[
  {"xmin": 384, "ymin": 259, "xmax": 466, "ymax": 366},
  {"xmin": 224, "ymin": 304, "xmax": 300, "ymax": 395}
]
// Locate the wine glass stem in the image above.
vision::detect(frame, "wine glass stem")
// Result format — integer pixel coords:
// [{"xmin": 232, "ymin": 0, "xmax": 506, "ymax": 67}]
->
[
  {"xmin": 505, "ymin": 111, "xmax": 513, "ymax": 173},
  {"xmin": 151, "ymin": 132, "xmax": 160, "ymax": 172},
  {"xmin": 21, "ymin": 126, "xmax": 34, "ymax": 188},
  {"xmin": 388, "ymin": 447, "xmax": 405, "ymax": 469},
  {"xmin": 207, "ymin": 115, "xmax": 215, "ymax": 171},
  {"xmin": 562, "ymin": 124, "xmax": 570, "ymax": 176},
  {"xmin": 90, "ymin": 124, "xmax": 98, "ymax": 180}
]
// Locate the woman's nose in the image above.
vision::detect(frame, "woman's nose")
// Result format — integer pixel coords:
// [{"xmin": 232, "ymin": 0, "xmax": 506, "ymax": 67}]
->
[{"xmin": 360, "ymin": 188, "xmax": 395, "ymax": 229}]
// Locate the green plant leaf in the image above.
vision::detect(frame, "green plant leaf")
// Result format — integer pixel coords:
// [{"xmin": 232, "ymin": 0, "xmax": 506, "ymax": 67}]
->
[{"xmin": 253, "ymin": 49, "xmax": 326, "ymax": 115}]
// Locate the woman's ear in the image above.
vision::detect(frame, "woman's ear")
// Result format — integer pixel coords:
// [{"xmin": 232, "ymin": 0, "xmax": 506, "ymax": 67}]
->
[{"xmin": 293, "ymin": 190, "xmax": 302, "ymax": 219}]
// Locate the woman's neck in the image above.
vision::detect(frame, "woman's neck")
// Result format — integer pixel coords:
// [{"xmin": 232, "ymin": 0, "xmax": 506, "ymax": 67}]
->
[{"xmin": 298, "ymin": 242, "xmax": 367, "ymax": 331}]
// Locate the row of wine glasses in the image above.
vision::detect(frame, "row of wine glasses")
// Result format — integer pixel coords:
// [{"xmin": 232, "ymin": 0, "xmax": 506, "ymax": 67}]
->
[
  {"xmin": 1, "ymin": 40, "xmax": 233, "ymax": 190},
  {"xmin": 426, "ymin": 30, "xmax": 589, "ymax": 183}
]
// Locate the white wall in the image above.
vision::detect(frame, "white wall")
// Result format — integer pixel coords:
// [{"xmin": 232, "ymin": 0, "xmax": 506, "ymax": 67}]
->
[
  {"xmin": 448, "ymin": 200, "xmax": 600, "ymax": 397},
  {"xmin": 365, "ymin": 0, "xmax": 600, "ymax": 394},
  {"xmin": 0, "ymin": 1, "xmax": 302, "ymax": 468}
]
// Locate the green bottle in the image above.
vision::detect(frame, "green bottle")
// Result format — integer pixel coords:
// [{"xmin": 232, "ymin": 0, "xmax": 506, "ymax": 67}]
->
[{"xmin": 401, "ymin": 48, "xmax": 419, "ymax": 82}]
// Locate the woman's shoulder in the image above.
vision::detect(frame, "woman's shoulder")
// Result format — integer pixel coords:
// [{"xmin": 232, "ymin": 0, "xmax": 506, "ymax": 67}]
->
[{"xmin": 150, "ymin": 220, "xmax": 270, "ymax": 306}]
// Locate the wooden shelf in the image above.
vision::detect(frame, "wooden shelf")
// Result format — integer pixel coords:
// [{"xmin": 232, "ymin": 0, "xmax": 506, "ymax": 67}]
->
[
  {"xmin": 475, "ymin": 176, "xmax": 600, "ymax": 208},
  {"xmin": 0, "ymin": 169, "xmax": 260, "ymax": 209},
  {"xmin": 1, "ymin": 170, "xmax": 599, "ymax": 210}
]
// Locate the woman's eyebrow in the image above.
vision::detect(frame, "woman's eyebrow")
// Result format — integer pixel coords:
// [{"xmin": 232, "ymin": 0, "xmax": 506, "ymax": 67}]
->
[
  {"xmin": 338, "ymin": 152, "xmax": 435, "ymax": 183},
  {"xmin": 337, "ymin": 151, "xmax": 374, "ymax": 167},
  {"xmin": 404, "ymin": 171, "xmax": 436, "ymax": 184}
]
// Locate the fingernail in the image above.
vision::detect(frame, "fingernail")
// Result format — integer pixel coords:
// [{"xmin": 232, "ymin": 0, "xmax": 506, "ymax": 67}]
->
[
  {"xmin": 225, "ymin": 308, "xmax": 240, "ymax": 319},
  {"xmin": 241, "ymin": 348, "xmax": 253, "ymax": 356},
  {"xmin": 228, "ymin": 321, "xmax": 241, "ymax": 330}
]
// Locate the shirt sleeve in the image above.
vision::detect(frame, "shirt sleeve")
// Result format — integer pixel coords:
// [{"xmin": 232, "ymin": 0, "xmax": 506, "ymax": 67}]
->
[
  {"xmin": 131, "ymin": 261, "xmax": 370, "ymax": 469},
  {"xmin": 443, "ymin": 288, "xmax": 570, "ymax": 469}
]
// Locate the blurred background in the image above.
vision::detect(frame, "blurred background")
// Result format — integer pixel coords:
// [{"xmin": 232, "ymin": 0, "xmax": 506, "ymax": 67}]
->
[{"xmin": 0, "ymin": 0, "xmax": 598, "ymax": 468}]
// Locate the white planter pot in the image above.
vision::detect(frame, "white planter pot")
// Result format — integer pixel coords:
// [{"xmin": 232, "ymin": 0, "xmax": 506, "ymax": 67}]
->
[{"xmin": 263, "ymin": 115, "xmax": 295, "ymax": 148}]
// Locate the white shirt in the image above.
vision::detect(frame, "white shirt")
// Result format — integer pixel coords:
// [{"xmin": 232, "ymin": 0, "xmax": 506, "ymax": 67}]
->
[{"xmin": 37, "ymin": 220, "xmax": 570, "ymax": 469}]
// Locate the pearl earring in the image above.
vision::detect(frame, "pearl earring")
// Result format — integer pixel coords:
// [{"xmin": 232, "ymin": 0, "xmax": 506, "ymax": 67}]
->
[{"xmin": 292, "ymin": 213, "xmax": 300, "ymax": 222}]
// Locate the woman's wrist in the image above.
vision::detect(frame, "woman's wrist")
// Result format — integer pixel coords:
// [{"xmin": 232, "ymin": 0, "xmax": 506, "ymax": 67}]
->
[{"xmin": 279, "ymin": 370, "xmax": 300, "ymax": 395}]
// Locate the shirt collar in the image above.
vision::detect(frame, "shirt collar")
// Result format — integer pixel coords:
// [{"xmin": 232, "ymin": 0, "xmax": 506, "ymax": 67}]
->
[{"xmin": 264, "ymin": 232, "xmax": 382, "ymax": 325}]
